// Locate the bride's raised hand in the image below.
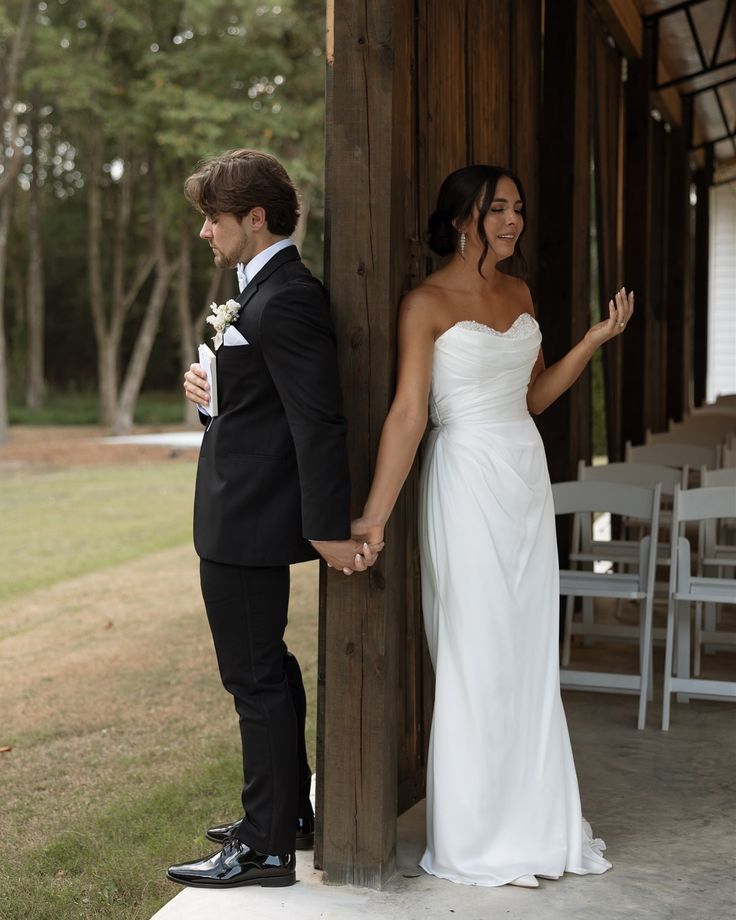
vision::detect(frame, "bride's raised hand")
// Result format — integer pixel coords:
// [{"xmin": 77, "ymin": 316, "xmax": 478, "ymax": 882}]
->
[
  {"xmin": 584, "ymin": 287, "xmax": 634, "ymax": 351},
  {"xmin": 351, "ymin": 516, "xmax": 385, "ymax": 551}
]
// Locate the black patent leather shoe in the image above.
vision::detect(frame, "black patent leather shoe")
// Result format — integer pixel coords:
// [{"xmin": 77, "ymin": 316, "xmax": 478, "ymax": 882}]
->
[
  {"xmin": 167, "ymin": 839, "xmax": 295, "ymax": 889},
  {"xmin": 206, "ymin": 814, "xmax": 315, "ymax": 850},
  {"xmin": 295, "ymin": 814, "xmax": 315, "ymax": 850}
]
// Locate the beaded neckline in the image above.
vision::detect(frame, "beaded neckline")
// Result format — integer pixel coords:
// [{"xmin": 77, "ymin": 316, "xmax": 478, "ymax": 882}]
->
[{"xmin": 437, "ymin": 313, "xmax": 538, "ymax": 343}]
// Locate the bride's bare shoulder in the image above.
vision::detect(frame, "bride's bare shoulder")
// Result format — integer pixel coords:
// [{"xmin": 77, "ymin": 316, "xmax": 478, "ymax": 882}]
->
[{"xmin": 399, "ymin": 278, "xmax": 448, "ymax": 326}]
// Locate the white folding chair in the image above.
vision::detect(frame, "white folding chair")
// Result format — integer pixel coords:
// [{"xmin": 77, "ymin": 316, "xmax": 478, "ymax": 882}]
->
[
  {"xmin": 694, "ymin": 468, "xmax": 736, "ymax": 674},
  {"xmin": 562, "ymin": 461, "xmax": 683, "ymax": 664},
  {"xmin": 553, "ymin": 480, "xmax": 661, "ymax": 730},
  {"xmin": 626, "ymin": 441, "xmax": 719, "ymax": 478},
  {"xmin": 672, "ymin": 413, "xmax": 736, "ymax": 432},
  {"xmin": 662, "ymin": 485, "xmax": 736, "ymax": 730},
  {"xmin": 647, "ymin": 428, "xmax": 728, "ymax": 449}
]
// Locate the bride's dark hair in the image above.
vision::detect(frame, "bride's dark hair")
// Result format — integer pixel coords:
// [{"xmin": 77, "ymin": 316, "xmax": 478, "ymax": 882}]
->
[{"xmin": 427, "ymin": 165, "xmax": 527, "ymax": 277}]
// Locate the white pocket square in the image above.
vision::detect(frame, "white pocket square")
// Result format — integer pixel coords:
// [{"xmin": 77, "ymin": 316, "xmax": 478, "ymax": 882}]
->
[{"xmin": 223, "ymin": 326, "xmax": 249, "ymax": 346}]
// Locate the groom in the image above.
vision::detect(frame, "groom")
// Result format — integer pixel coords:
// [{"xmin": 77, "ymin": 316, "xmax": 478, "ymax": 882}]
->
[{"xmin": 168, "ymin": 149, "xmax": 379, "ymax": 890}]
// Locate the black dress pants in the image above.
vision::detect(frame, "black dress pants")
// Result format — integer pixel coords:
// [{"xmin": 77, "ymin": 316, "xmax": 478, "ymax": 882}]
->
[{"xmin": 199, "ymin": 559, "xmax": 313, "ymax": 854}]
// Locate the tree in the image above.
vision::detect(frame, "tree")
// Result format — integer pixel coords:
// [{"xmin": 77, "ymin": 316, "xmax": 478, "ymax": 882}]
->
[
  {"xmin": 0, "ymin": 0, "xmax": 36, "ymax": 443},
  {"xmin": 25, "ymin": 88, "xmax": 46, "ymax": 409},
  {"xmin": 4, "ymin": 0, "xmax": 328, "ymax": 431}
]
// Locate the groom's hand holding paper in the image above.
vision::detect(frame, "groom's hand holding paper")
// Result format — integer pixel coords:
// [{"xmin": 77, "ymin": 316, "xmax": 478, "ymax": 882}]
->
[
  {"xmin": 197, "ymin": 345, "xmax": 218, "ymax": 417},
  {"xmin": 183, "ymin": 362, "xmax": 212, "ymax": 412}
]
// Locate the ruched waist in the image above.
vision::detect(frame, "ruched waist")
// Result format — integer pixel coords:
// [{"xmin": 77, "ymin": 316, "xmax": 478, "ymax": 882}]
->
[{"xmin": 430, "ymin": 409, "xmax": 532, "ymax": 429}]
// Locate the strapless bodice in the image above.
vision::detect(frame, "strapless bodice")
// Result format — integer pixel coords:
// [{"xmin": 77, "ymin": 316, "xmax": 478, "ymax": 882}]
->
[{"xmin": 429, "ymin": 313, "xmax": 542, "ymax": 427}]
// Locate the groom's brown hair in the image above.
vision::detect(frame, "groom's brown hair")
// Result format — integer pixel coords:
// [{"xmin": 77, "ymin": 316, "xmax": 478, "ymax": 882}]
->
[{"xmin": 184, "ymin": 149, "xmax": 299, "ymax": 235}]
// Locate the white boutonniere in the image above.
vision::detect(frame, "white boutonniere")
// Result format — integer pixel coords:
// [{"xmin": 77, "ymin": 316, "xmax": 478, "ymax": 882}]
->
[{"xmin": 206, "ymin": 298, "xmax": 241, "ymax": 349}]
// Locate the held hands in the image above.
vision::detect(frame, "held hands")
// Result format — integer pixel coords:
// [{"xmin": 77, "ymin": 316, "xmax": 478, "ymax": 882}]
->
[
  {"xmin": 184, "ymin": 363, "xmax": 210, "ymax": 407},
  {"xmin": 310, "ymin": 538, "xmax": 384, "ymax": 576},
  {"xmin": 311, "ymin": 516, "xmax": 386, "ymax": 575},
  {"xmin": 351, "ymin": 517, "xmax": 385, "ymax": 549},
  {"xmin": 584, "ymin": 287, "xmax": 634, "ymax": 352}
]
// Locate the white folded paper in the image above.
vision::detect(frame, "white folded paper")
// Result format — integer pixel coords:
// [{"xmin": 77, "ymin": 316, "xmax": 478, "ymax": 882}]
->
[{"xmin": 197, "ymin": 343, "xmax": 219, "ymax": 417}]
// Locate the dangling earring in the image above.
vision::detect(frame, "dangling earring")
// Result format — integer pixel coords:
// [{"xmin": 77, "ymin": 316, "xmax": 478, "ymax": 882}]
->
[{"xmin": 459, "ymin": 232, "xmax": 466, "ymax": 257}]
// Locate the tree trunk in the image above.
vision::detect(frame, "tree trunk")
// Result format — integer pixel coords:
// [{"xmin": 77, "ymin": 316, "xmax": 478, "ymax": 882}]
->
[
  {"xmin": 0, "ymin": 0, "xmax": 34, "ymax": 204},
  {"xmin": 0, "ymin": 0, "xmax": 36, "ymax": 440},
  {"xmin": 176, "ymin": 222, "xmax": 199, "ymax": 425},
  {"xmin": 86, "ymin": 143, "xmax": 157, "ymax": 428},
  {"xmin": 97, "ymin": 336, "xmax": 118, "ymax": 428},
  {"xmin": 25, "ymin": 96, "xmax": 46, "ymax": 409},
  {"xmin": 113, "ymin": 191, "xmax": 176, "ymax": 435},
  {"xmin": 86, "ymin": 141, "xmax": 117, "ymax": 426},
  {"xmin": 0, "ymin": 190, "xmax": 15, "ymax": 444},
  {"xmin": 113, "ymin": 261, "xmax": 174, "ymax": 434}
]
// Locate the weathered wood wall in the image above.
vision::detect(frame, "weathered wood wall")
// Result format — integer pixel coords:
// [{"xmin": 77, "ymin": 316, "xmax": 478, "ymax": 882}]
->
[
  {"xmin": 319, "ymin": 0, "xmax": 700, "ymax": 891},
  {"xmin": 537, "ymin": 0, "xmax": 593, "ymax": 484},
  {"xmin": 319, "ymin": 0, "xmax": 542, "ymax": 889}
]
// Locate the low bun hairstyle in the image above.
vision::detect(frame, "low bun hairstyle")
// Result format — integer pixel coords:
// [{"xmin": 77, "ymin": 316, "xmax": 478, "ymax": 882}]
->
[
  {"xmin": 427, "ymin": 165, "xmax": 527, "ymax": 277},
  {"xmin": 427, "ymin": 209, "xmax": 457, "ymax": 256}
]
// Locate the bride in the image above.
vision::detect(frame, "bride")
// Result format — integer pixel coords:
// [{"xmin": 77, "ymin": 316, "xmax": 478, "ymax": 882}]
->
[{"xmin": 352, "ymin": 165, "xmax": 631, "ymax": 888}]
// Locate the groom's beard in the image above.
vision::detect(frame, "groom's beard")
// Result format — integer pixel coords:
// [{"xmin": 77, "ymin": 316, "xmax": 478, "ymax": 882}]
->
[{"xmin": 209, "ymin": 246, "xmax": 239, "ymax": 269}]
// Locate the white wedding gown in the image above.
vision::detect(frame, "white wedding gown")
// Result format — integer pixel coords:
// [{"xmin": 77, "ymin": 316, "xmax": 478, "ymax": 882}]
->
[{"xmin": 418, "ymin": 313, "xmax": 611, "ymax": 886}]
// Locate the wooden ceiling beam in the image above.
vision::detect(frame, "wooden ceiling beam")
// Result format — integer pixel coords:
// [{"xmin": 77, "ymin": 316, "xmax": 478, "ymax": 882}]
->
[{"xmin": 590, "ymin": 0, "xmax": 643, "ymax": 58}]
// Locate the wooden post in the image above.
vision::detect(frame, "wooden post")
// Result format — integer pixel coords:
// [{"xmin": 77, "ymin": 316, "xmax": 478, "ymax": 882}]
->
[
  {"xmin": 318, "ymin": 0, "xmax": 544, "ymax": 888},
  {"xmin": 666, "ymin": 103, "xmax": 692, "ymax": 425},
  {"xmin": 537, "ymin": 0, "xmax": 592, "ymax": 485},
  {"xmin": 318, "ymin": 0, "xmax": 416, "ymax": 889},
  {"xmin": 621, "ymin": 24, "xmax": 654, "ymax": 447},
  {"xmin": 511, "ymin": 0, "xmax": 543, "ymax": 297}
]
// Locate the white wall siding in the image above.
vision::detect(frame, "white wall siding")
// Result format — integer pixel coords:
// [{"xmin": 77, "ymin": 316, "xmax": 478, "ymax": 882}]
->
[{"xmin": 707, "ymin": 181, "xmax": 736, "ymax": 402}]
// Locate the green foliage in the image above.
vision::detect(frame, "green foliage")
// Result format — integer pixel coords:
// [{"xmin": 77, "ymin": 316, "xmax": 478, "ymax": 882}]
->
[
  {"xmin": 9, "ymin": 0, "xmax": 328, "ymax": 397},
  {"xmin": 8, "ymin": 390, "xmax": 185, "ymax": 425}
]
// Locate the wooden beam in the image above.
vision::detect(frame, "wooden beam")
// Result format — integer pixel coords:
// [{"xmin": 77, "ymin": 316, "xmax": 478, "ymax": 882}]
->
[
  {"xmin": 589, "ymin": 0, "xmax": 642, "ymax": 59},
  {"xmin": 467, "ymin": 1, "xmax": 511, "ymax": 164},
  {"xmin": 666, "ymin": 105, "xmax": 692, "ymax": 424},
  {"xmin": 621, "ymin": 23, "xmax": 655, "ymax": 447},
  {"xmin": 319, "ymin": 0, "xmax": 408, "ymax": 889},
  {"xmin": 538, "ymin": 0, "xmax": 592, "ymax": 483},
  {"xmin": 510, "ymin": 0, "xmax": 543, "ymax": 296}
]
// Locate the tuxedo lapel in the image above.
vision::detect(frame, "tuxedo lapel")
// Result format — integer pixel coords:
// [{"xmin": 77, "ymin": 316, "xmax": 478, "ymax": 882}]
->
[{"xmin": 236, "ymin": 245, "xmax": 300, "ymax": 310}]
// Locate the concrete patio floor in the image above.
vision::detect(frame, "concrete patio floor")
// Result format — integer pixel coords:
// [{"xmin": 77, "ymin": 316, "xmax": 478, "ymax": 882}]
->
[{"xmin": 152, "ymin": 670, "xmax": 735, "ymax": 920}]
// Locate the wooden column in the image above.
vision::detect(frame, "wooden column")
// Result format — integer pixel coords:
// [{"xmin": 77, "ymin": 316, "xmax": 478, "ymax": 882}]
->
[
  {"xmin": 692, "ymin": 144, "xmax": 713, "ymax": 408},
  {"xmin": 510, "ymin": 0, "xmax": 543, "ymax": 296},
  {"xmin": 319, "ymin": 0, "xmax": 544, "ymax": 889},
  {"xmin": 537, "ymin": 0, "xmax": 592, "ymax": 485},
  {"xmin": 621, "ymin": 25, "xmax": 654, "ymax": 447},
  {"xmin": 318, "ymin": 0, "xmax": 417, "ymax": 888},
  {"xmin": 666, "ymin": 104, "xmax": 692, "ymax": 424},
  {"xmin": 647, "ymin": 115, "xmax": 672, "ymax": 432}
]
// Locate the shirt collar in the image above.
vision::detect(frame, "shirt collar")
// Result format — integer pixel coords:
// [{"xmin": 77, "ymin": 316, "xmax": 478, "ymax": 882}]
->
[{"xmin": 237, "ymin": 238, "xmax": 295, "ymax": 292}]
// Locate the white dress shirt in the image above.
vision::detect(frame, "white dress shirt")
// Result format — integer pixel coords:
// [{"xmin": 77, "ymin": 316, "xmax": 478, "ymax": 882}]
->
[{"xmin": 236, "ymin": 238, "xmax": 295, "ymax": 292}]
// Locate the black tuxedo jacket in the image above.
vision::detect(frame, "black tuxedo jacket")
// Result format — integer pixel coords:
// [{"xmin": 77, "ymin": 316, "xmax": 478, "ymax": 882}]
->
[{"xmin": 193, "ymin": 245, "xmax": 352, "ymax": 566}]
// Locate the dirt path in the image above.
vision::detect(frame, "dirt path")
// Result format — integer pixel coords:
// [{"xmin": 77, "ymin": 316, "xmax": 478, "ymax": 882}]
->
[
  {"xmin": 0, "ymin": 543, "xmax": 319, "ymax": 863},
  {"xmin": 0, "ymin": 425, "xmax": 200, "ymax": 470}
]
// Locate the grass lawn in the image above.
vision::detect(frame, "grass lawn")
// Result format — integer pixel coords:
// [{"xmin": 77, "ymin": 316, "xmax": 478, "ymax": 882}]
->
[
  {"xmin": 0, "ymin": 463, "xmax": 195, "ymax": 604},
  {"xmin": 0, "ymin": 459, "xmax": 320, "ymax": 920}
]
